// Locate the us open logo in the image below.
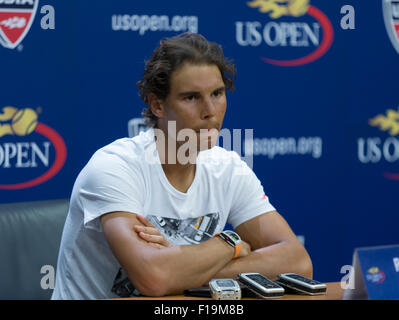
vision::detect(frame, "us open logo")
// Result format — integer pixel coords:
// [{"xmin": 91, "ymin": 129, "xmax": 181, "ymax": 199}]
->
[
  {"xmin": 0, "ymin": 0, "xmax": 39, "ymax": 49},
  {"xmin": 357, "ymin": 107, "xmax": 399, "ymax": 181},
  {"xmin": 366, "ymin": 267, "xmax": 386, "ymax": 284},
  {"xmin": 0, "ymin": 106, "xmax": 67, "ymax": 190},
  {"xmin": 235, "ymin": 0, "xmax": 334, "ymax": 66},
  {"xmin": 383, "ymin": 0, "xmax": 399, "ymax": 54}
]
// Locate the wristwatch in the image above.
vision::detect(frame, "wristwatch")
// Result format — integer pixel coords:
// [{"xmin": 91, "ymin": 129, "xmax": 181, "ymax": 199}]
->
[{"xmin": 214, "ymin": 230, "xmax": 242, "ymax": 259}]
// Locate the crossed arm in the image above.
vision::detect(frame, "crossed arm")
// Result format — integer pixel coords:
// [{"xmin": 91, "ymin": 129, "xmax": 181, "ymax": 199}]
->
[{"xmin": 100, "ymin": 210, "xmax": 312, "ymax": 297}]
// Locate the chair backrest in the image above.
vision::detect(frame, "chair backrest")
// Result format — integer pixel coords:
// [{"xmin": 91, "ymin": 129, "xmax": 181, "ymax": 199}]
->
[{"xmin": 0, "ymin": 199, "xmax": 69, "ymax": 300}]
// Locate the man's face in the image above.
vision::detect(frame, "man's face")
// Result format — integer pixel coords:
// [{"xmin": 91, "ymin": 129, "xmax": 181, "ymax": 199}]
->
[{"xmin": 158, "ymin": 62, "xmax": 227, "ymax": 151}]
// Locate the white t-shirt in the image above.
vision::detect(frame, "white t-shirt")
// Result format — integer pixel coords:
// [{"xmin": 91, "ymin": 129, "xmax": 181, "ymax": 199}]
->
[{"xmin": 52, "ymin": 128, "xmax": 275, "ymax": 300}]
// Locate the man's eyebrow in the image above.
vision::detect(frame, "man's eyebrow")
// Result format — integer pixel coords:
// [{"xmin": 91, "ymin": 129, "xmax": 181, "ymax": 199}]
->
[
  {"xmin": 178, "ymin": 90, "xmax": 200, "ymax": 97},
  {"xmin": 213, "ymin": 86, "xmax": 226, "ymax": 92},
  {"xmin": 177, "ymin": 86, "xmax": 226, "ymax": 97}
]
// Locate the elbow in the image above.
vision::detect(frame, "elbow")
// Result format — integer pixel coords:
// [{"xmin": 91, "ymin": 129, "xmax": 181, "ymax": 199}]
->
[
  {"xmin": 300, "ymin": 254, "xmax": 313, "ymax": 279},
  {"xmin": 283, "ymin": 240, "xmax": 313, "ymax": 279},
  {"xmin": 135, "ymin": 282, "xmax": 168, "ymax": 298},
  {"xmin": 296, "ymin": 245, "xmax": 313, "ymax": 279},
  {"xmin": 131, "ymin": 265, "xmax": 171, "ymax": 297}
]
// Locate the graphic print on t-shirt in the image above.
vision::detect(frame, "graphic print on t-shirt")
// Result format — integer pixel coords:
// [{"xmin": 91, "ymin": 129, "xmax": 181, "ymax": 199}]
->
[
  {"xmin": 111, "ymin": 212, "xmax": 220, "ymax": 297},
  {"xmin": 147, "ymin": 212, "xmax": 220, "ymax": 245}
]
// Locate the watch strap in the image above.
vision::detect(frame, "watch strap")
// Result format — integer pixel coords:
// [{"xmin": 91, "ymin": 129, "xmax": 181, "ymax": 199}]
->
[
  {"xmin": 233, "ymin": 243, "xmax": 241, "ymax": 259},
  {"xmin": 214, "ymin": 232, "xmax": 241, "ymax": 258}
]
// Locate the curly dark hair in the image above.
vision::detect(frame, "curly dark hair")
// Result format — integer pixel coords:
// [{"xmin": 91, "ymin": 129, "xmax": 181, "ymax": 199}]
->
[{"xmin": 136, "ymin": 32, "xmax": 236, "ymax": 127}]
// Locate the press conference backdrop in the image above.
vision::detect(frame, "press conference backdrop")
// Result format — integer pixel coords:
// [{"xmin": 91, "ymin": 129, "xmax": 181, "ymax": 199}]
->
[{"xmin": 0, "ymin": 0, "xmax": 398, "ymax": 283}]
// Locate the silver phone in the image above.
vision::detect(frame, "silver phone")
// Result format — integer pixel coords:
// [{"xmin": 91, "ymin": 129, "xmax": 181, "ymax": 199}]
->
[
  {"xmin": 209, "ymin": 278, "xmax": 241, "ymax": 300},
  {"xmin": 237, "ymin": 273, "xmax": 284, "ymax": 299}
]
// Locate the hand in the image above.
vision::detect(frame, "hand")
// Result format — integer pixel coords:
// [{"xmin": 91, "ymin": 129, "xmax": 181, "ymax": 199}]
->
[
  {"xmin": 238, "ymin": 240, "xmax": 252, "ymax": 258},
  {"xmin": 133, "ymin": 215, "xmax": 173, "ymax": 249}
]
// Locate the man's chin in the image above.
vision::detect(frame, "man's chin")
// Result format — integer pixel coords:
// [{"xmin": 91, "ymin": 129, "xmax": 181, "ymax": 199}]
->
[
  {"xmin": 198, "ymin": 144, "xmax": 216, "ymax": 152},
  {"xmin": 197, "ymin": 128, "xmax": 219, "ymax": 151}
]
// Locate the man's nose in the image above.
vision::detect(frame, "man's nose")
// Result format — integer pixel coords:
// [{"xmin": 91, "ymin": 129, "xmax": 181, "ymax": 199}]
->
[{"xmin": 200, "ymin": 97, "xmax": 217, "ymax": 119}]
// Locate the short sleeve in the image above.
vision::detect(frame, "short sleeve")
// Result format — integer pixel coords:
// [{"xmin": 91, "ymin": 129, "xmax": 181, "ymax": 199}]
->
[
  {"xmin": 77, "ymin": 150, "xmax": 145, "ymax": 232},
  {"xmin": 228, "ymin": 157, "xmax": 275, "ymax": 229}
]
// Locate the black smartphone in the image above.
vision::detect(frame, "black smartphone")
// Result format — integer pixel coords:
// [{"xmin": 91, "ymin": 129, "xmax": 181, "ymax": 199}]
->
[
  {"xmin": 237, "ymin": 273, "xmax": 284, "ymax": 298},
  {"xmin": 183, "ymin": 287, "xmax": 211, "ymax": 298},
  {"xmin": 276, "ymin": 273, "xmax": 327, "ymax": 295}
]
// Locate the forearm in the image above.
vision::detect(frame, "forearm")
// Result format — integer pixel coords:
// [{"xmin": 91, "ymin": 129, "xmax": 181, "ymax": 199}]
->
[
  {"xmin": 133, "ymin": 237, "xmax": 235, "ymax": 296},
  {"xmin": 213, "ymin": 240, "xmax": 313, "ymax": 280}
]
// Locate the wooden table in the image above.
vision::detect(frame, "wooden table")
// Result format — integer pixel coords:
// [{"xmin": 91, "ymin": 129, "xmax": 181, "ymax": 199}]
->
[{"xmin": 118, "ymin": 282, "xmax": 344, "ymax": 300}]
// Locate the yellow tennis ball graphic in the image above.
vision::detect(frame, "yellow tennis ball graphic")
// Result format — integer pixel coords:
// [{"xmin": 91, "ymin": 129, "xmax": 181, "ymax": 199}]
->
[{"xmin": 11, "ymin": 108, "xmax": 38, "ymax": 136}]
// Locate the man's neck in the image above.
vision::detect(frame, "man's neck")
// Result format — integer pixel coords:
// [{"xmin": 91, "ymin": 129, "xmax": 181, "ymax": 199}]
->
[{"xmin": 155, "ymin": 129, "xmax": 198, "ymax": 193}]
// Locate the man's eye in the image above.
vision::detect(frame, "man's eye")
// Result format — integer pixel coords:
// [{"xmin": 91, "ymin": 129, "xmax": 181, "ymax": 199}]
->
[
  {"xmin": 213, "ymin": 89, "xmax": 224, "ymax": 97},
  {"xmin": 185, "ymin": 95, "xmax": 196, "ymax": 101}
]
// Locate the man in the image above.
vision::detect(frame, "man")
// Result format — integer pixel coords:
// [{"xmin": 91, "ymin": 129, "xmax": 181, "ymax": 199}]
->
[{"xmin": 52, "ymin": 33, "xmax": 312, "ymax": 299}]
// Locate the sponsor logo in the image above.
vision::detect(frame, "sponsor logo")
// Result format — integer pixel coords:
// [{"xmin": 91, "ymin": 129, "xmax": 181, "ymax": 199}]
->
[
  {"xmin": 0, "ymin": 106, "xmax": 67, "ymax": 189},
  {"xmin": 0, "ymin": 0, "xmax": 38, "ymax": 49},
  {"xmin": 369, "ymin": 107, "xmax": 399, "ymax": 136},
  {"xmin": 357, "ymin": 107, "xmax": 399, "ymax": 180},
  {"xmin": 383, "ymin": 0, "xmax": 399, "ymax": 54},
  {"xmin": 235, "ymin": 0, "xmax": 334, "ymax": 66},
  {"xmin": 111, "ymin": 14, "xmax": 198, "ymax": 35},
  {"xmin": 366, "ymin": 267, "xmax": 386, "ymax": 284},
  {"xmin": 245, "ymin": 136, "xmax": 322, "ymax": 159}
]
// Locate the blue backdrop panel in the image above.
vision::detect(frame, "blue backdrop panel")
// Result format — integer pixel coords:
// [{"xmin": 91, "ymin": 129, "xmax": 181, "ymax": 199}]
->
[{"xmin": 0, "ymin": 0, "xmax": 398, "ymax": 283}]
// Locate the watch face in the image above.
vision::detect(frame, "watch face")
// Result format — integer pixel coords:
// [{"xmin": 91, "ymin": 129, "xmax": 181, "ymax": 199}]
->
[{"xmin": 225, "ymin": 231, "xmax": 240, "ymax": 242}]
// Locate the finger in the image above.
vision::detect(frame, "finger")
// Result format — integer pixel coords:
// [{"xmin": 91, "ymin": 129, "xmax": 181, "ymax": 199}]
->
[
  {"xmin": 136, "ymin": 214, "xmax": 156, "ymax": 228},
  {"xmin": 149, "ymin": 243, "xmax": 170, "ymax": 249},
  {"xmin": 147, "ymin": 242, "xmax": 164, "ymax": 249},
  {"xmin": 134, "ymin": 225, "xmax": 162, "ymax": 236},
  {"xmin": 138, "ymin": 232, "xmax": 164, "ymax": 244},
  {"xmin": 138, "ymin": 232, "xmax": 172, "ymax": 248},
  {"xmin": 141, "ymin": 232, "xmax": 171, "ymax": 247},
  {"xmin": 140, "ymin": 235, "xmax": 163, "ymax": 249}
]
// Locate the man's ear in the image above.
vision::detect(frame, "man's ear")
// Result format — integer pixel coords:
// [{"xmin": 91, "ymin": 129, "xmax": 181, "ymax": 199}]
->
[{"xmin": 148, "ymin": 93, "xmax": 165, "ymax": 118}]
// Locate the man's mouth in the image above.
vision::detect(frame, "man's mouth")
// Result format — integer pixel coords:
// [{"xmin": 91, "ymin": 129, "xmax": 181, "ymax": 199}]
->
[
  {"xmin": 196, "ymin": 128, "xmax": 219, "ymax": 143},
  {"xmin": 195, "ymin": 126, "xmax": 219, "ymax": 133}
]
